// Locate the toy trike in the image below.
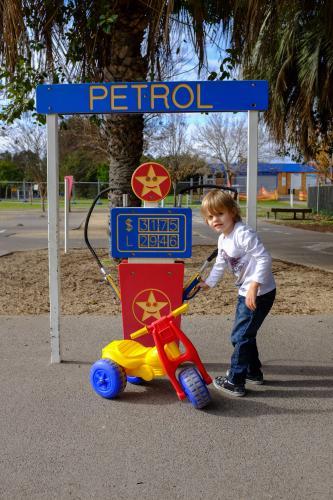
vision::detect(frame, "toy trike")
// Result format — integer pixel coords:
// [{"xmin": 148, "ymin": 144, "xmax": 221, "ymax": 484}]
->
[{"xmin": 90, "ymin": 303, "xmax": 212, "ymax": 409}]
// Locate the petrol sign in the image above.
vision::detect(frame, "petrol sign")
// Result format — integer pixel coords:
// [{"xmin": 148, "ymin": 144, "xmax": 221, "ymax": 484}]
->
[{"xmin": 36, "ymin": 80, "xmax": 269, "ymax": 114}]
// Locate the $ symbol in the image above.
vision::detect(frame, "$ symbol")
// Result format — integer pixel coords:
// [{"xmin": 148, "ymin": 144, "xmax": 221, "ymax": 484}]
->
[{"xmin": 125, "ymin": 218, "xmax": 133, "ymax": 232}]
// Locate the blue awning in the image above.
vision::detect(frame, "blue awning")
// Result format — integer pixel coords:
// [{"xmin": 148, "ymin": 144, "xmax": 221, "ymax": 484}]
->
[{"xmin": 209, "ymin": 162, "xmax": 317, "ymax": 175}]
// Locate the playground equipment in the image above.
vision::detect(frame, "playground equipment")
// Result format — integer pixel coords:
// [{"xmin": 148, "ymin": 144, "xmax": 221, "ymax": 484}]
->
[
  {"xmin": 85, "ymin": 164, "xmax": 239, "ymax": 407},
  {"xmin": 239, "ymin": 186, "xmax": 278, "ymax": 201},
  {"xmin": 37, "ymin": 80, "xmax": 267, "ymax": 363},
  {"xmin": 90, "ymin": 303, "xmax": 213, "ymax": 409}
]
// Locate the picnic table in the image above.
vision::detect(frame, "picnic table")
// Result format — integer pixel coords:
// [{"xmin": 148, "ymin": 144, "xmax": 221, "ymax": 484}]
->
[{"xmin": 270, "ymin": 207, "xmax": 312, "ymax": 220}]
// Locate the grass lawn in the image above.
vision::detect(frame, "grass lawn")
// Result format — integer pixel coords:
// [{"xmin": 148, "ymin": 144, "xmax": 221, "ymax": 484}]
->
[
  {"xmin": 0, "ymin": 198, "xmax": 109, "ymax": 211},
  {"xmin": 267, "ymin": 212, "xmax": 333, "ymax": 231}
]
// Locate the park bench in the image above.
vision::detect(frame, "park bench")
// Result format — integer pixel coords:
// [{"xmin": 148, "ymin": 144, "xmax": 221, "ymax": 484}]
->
[{"xmin": 269, "ymin": 207, "xmax": 312, "ymax": 220}]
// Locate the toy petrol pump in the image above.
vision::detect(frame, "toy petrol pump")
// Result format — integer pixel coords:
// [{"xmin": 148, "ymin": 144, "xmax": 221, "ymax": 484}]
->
[
  {"xmin": 111, "ymin": 162, "xmax": 192, "ymax": 347},
  {"xmin": 85, "ymin": 162, "xmax": 213, "ymax": 409}
]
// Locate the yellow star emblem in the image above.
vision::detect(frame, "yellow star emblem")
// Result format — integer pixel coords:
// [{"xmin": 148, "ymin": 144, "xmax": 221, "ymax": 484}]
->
[
  {"xmin": 136, "ymin": 165, "xmax": 168, "ymax": 197},
  {"xmin": 135, "ymin": 290, "xmax": 168, "ymax": 321}
]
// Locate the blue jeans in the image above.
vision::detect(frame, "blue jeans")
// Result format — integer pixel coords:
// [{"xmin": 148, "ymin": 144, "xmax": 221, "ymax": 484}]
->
[{"xmin": 228, "ymin": 288, "xmax": 276, "ymax": 385}]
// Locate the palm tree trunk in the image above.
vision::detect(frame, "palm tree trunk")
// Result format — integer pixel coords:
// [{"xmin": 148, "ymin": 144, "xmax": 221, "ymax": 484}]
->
[
  {"xmin": 105, "ymin": 2, "xmax": 149, "ymax": 208},
  {"xmin": 107, "ymin": 114, "xmax": 144, "ymax": 207}
]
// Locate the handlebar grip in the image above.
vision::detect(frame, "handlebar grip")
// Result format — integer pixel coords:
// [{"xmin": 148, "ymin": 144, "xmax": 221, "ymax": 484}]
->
[
  {"xmin": 130, "ymin": 326, "xmax": 148, "ymax": 339},
  {"xmin": 130, "ymin": 304, "xmax": 189, "ymax": 339},
  {"xmin": 185, "ymin": 286, "xmax": 201, "ymax": 300},
  {"xmin": 182, "ymin": 275, "xmax": 201, "ymax": 301},
  {"xmin": 171, "ymin": 303, "xmax": 189, "ymax": 317}
]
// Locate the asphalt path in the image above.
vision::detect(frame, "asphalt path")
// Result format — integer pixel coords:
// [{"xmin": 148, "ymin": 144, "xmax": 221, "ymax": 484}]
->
[
  {"xmin": 1, "ymin": 208, "xmax": 333, "ymax": 271},
  {"xmin": 1, "ymin": 314, "xmax": 332, "ymax": 499},
  {"xmin": 1, "ymin": 210, "xmax": 333, "ymax": 498}
]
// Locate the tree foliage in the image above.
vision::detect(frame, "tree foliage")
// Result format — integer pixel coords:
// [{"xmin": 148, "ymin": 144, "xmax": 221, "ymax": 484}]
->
[
  {"xmin": 59, "ymin": 116, "xmax": 108, "ymax": 165},
  {"xmin": 2, "ymin": 0, "xmax": 332, "ymax": 182},
  {"xmin": 0, "ymin": 156, "xmax": 24, "ymax": 181},
  {"xmin": 1, "ymin": 119, "xmax": 48, "ymax": 208},
  {"xmin": 194, "ymin": 114, "xmax": 278, "ymax": 185},
  {"xmin": 0, "ymin": 0, "xmax": 231, "ymax": 206},
  {"xmin": 147, "ymin": 113, "xmax": 209, "ymax": 202},
  {"xmin": 194, "ymin": 115, "xmax": 247, "ymax": 186},
  {"xmin": 308, "ymin": 135, "xmax": 333, "ymax": 182},
  {"xmin": 221, "ymin": 0, "xmax": 333, "ymax": 159},
  {"xmin": 0, "ymin": 0, "xmax": 228, "ymax": 121}
]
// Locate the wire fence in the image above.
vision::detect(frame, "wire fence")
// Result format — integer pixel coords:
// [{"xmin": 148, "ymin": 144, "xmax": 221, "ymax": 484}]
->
[
  {"xmin": 0, "ymin": 177, "xmax": 234, "ymax": 207},
  {"xmin": 308, "ymin": 184, "xmax": 333, "ymax": 214},
  {"xmin": 0, "ymin": 175, "xmax": 246, "ymax": 210},
  {"xmin": 0, "ymin": 180, "xmax": 109, "ymax": 203}
]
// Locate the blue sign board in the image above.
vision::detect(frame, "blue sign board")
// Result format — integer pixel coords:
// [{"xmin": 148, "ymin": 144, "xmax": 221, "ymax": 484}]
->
[
  {"xmin": 36, "ymin": 80, "xmax": 268, "ymax": 114},
  {"xmin": 110, "ymin": 208, "xmax": 192, "ymax": 258}
]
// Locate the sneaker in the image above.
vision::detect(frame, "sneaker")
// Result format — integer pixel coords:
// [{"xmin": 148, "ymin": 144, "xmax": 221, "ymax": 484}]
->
[
  {"xmin": 226, "ymin": 369, "xmax": 264, "ymax": 386},
  {"xmin": 213, "ymin": 376, "xmax": 246, "ymax": 397},
  {"xmin": 246, "ymin": 372, "xmax": 264, "ymax": 385}
]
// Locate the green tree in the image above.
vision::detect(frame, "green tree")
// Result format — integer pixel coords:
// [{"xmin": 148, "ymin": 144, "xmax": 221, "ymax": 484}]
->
[
  {"xmin": 0, "ymin": 156, "xmax": 24, "ymax": 198},
  {"xmin": 97, "ymin": 164, "xmax": 109, "ymax": 183},
  {"xmin": 60, "ymin": 151, "xmax": 98, "ymax": 182},
  {"xmin": 0, "ymin": 1, "xmax": 228, "ymax": 207},
  {"xmin": 2, "ymin": 120, "xmax": 48, "ymax": 210},
  {"xmin": 59, "ymin": 116, "xmax": 108, "ymax": 167},
  {"xmin": 0, "ymin": 157, "xmax": 23, "ymax": 181},
  {"xmin": 308, "ymin": 135, "xmax": 333, "ymax": 183},
  {"xmin": 216, "ymin": 1, "xmax": 333, "ymax": 159}
]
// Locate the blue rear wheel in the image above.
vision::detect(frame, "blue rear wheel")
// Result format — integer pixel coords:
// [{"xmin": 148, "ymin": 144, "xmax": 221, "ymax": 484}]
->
[
  {"xmin": 90, "ymin": 359, "xmax": 127, "ymax": 399},
  {"xmin": 179, "ymin": 367, "xmax": 211, "ymax": 409}
]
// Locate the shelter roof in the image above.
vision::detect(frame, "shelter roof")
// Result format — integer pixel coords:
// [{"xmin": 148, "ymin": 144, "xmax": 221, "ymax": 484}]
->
[{"xmin": 209, "ymin": 162, "xmax": 317, "ymax": 175}]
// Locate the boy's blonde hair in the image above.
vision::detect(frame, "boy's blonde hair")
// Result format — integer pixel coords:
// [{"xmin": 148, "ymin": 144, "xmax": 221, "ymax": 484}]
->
[{"xmin": 200, "ymin": 189, "xmax": 241, "ymax": 222}]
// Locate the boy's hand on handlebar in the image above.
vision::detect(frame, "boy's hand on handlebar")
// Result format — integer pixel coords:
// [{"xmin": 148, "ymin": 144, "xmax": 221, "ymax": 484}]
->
[{"xmin": 197, "ymin": 280, "xmax": 210, "ymax": 292}]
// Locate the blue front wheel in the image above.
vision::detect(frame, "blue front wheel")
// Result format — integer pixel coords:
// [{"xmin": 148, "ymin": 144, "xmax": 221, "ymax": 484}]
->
[
  {"xmin": 90, "ymin": 359, "xmax": 127, "ymax": 399},
  {"xmin": 179, "ymin": 367, "xmax": 211, "ymax": 409}
]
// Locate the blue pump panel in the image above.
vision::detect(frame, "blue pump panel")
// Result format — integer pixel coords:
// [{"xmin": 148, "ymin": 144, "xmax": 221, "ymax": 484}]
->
[{"xmin": 110, "ymin": 208, "xmax": 192, "ymax": 258}]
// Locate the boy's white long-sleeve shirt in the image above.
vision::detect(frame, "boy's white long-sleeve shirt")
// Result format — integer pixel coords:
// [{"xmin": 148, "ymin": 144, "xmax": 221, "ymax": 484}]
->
[{"xmin": 205, "ymin": 221, "xmax": 276, "ymax": 296}]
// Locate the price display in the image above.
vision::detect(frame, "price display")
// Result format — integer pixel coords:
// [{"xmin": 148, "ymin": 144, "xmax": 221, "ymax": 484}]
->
[{"xmin": 110, "ymin": 208, "xmax": 192, "ymax": 258}]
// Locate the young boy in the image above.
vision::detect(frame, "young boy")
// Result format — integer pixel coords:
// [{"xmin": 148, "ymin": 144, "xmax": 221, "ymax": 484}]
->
[{"xmin": 198, "ymin": 189, "xmax": 276, "ymax": 397}]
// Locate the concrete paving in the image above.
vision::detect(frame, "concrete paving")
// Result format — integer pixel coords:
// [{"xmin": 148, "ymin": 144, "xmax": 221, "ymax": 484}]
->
[{"xmin": 1, "ymin": 314, "xmax": 332, "ymax": 499}]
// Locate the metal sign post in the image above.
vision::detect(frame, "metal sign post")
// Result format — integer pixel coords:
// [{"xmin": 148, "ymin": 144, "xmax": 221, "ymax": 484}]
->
[
  {"xmin": 64, "ymin": 177, "xmax": 69, "ymax": 253},
  {"xmin": 247, "ymin": 110, "xmax": 259, "ymax": 229},
  {"xmin": 46, "ymin": 114, "xmax": 60, "ymax": 363}
]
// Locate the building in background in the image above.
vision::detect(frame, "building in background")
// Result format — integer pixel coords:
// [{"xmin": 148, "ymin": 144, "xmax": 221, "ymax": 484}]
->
[{"xmin": 208, "ymin": 163, "xmax": 319, "ymax": 199}]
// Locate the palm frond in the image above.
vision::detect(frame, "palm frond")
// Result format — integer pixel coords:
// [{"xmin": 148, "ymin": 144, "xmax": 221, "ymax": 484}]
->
[{"xmin": 0, "ymin": 0, "xmax": 25, "ymax": 70}]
